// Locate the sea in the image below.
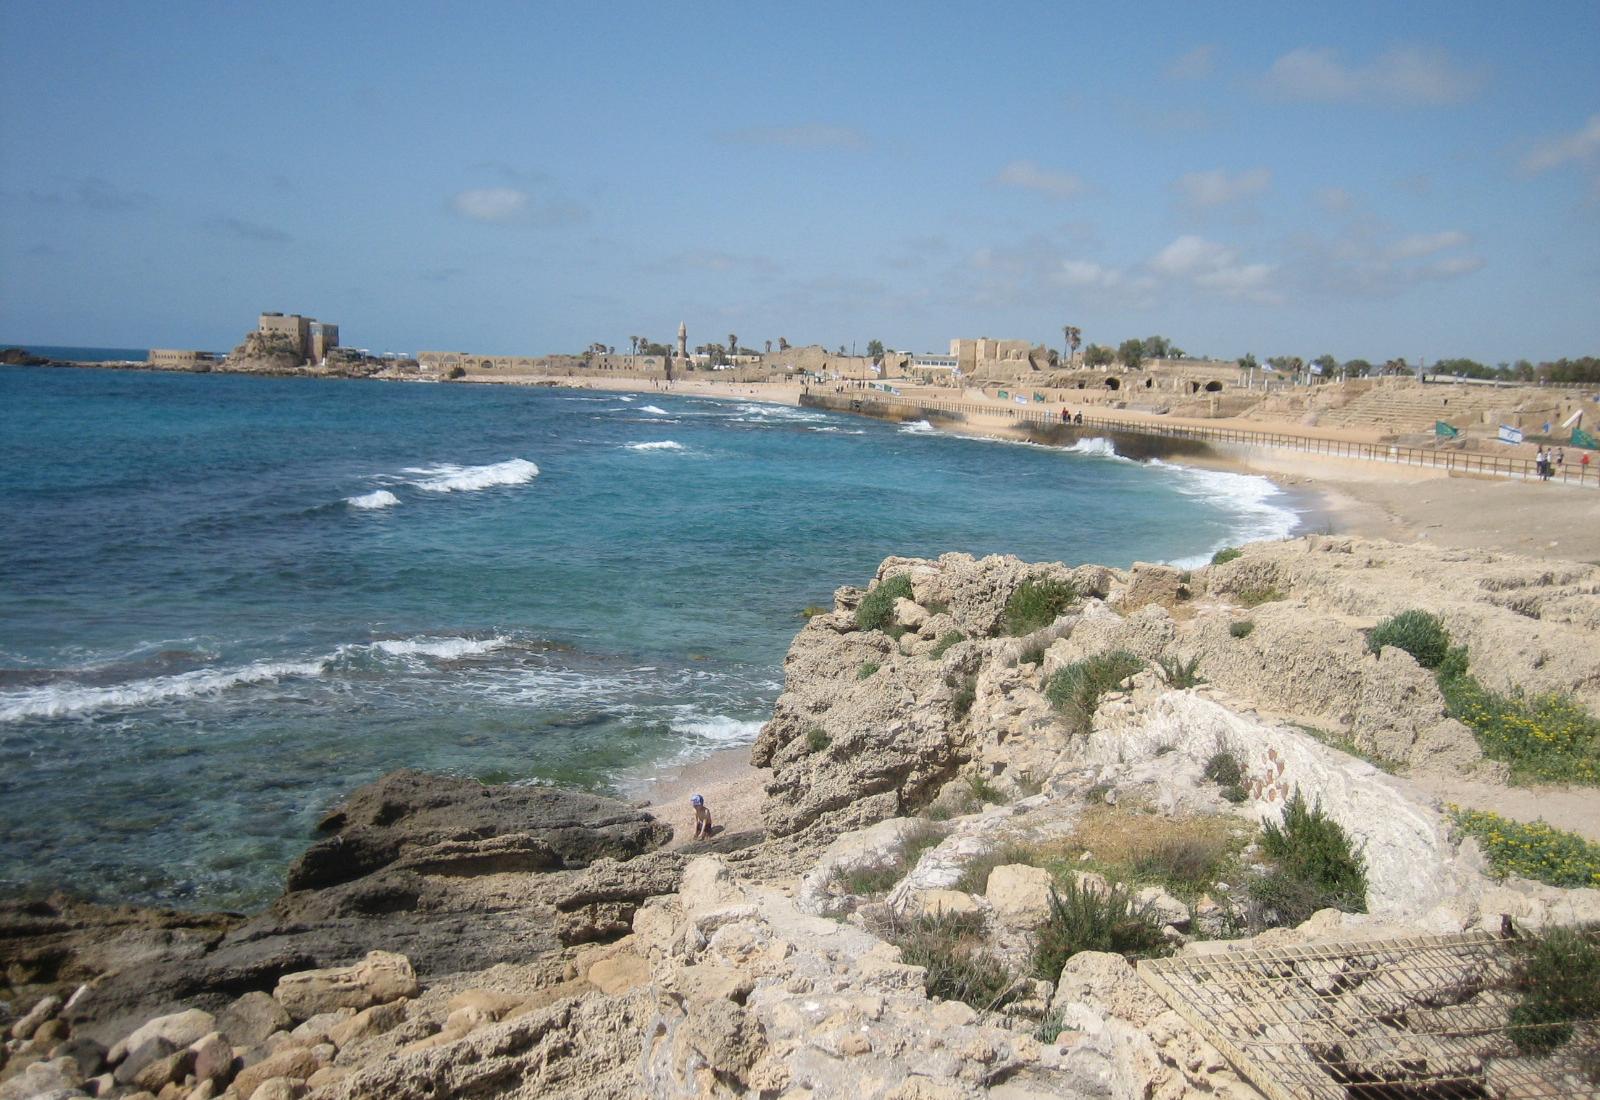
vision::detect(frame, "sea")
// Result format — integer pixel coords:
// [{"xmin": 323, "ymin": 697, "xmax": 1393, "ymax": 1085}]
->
[{"xmin": 0, "ymin": 364, "xmax": 1303, "ymax": 909}]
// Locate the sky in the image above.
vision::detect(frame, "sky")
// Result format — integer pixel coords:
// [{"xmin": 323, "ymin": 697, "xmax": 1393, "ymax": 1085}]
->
[{"xmin": 2, "ymin": 1, "xmax": 1597, "ymax": 364}]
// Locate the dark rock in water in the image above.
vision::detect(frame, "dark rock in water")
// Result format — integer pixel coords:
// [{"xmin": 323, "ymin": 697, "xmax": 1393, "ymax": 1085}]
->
[
  {"xmin": 28, "ymin": 770, "xmax": 671, "ymax": 1043},
  {"xmin": 288, "ymin": 769, "xmax": 670, "ymax": 891},
  {"xmin": 0, "ymin": 347, "xmax": 49, "ymax": 366}
]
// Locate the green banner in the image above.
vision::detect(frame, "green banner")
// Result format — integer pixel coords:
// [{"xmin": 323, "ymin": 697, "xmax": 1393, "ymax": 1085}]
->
[
  {"xmin": 1033, "ymin": 392, "xmax": 1045, "ymax": 402},
  {"xmin": 998, "ymin": 389, "xmax": 1008, "ymax": 399},
  {"xmin": 1434, "ymin": 421, "xmax": 1460, "ymax": 439},
  {"xmin": 1573, "ymin": 427, "xmax": 1598, "ymax": 449}
]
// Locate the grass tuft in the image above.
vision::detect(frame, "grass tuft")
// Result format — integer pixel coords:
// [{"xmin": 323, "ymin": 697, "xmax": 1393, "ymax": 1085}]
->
[
  {"xmin": 1155, "ymin": 654, "xmax": 1205, "ymax": 689},
  {"xmin": 1234, "ymin": 587, "xmax": 1284, "ymax": 608},
  {"xmin": 857, "ymin": 660, "xmax": 880, "ymax": 680},
  {"xmin": 1210, "ymin": 547, "xmax": 1242, "ymax": 565},
  {"xmin": 1032, "ymin": 879, "xmax": 1170, "ymax": 980},
  {"xmin": 949, "ymin": 673, "xmax": 978, "ymax": 720},
  {"xmin": 834, "ymin": 819, "xmax": 947, "ymax": 896},
  {"xmin": 1249, "ymin": 790, "xmax": 1367, "ymax": 925},
  {"xmin": 1229, "ymin": 620, "xmax": 1255, "ymax": 639},
  {"xmin": 1002, "ymin": 577, "xmax": 1079, "ymax": 636},
  {"xmin": 1045, "ymin": 650, "xmax": 1143, "ymax": 735},
  {"xmin": 806, "ymin": 726, "xmax": 831, "ymax": 752},
  {"xmin": 929, "ymin": 630, "xmax": 966, "ymax": 660},
  {"xmin": 1367, "ymin": 609, "xmax": 1450, "ymax": 668},
  {"xmin": 855, "ymin": 573, "xmax": 914, "ymax": 632},
  {"xmin": 874, "ymin": 910, "xmax": 1021, "ymax": 1011}
]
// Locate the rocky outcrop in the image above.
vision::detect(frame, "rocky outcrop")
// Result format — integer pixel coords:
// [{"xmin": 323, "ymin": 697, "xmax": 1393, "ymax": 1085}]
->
[{"xmin": 221, "ymin": 330, "xmax": 305, "ymax": 373}]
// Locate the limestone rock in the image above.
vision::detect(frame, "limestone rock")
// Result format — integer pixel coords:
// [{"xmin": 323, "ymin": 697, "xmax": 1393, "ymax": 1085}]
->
[
  {"xmin": 186, "ymin": 1031, "xmax": 233, "ymax": 1086},
  {"xmin": 910, "ymin": 889, "xmax": 980, "ymax": 918},
  {"xmin": 986, "ymin": 864, "xmax": 1054, "ymax": 927},
  {"xmin": 1116, "ymin": 562, "xmax": 1186, "ymax": 613},
  {"xmin": 10, "ymin": 994, "xmax": 62, "ymax": 1040},
  {"xmin": 229, "ymin": 1047, "xmax": 321, "ymax": 1100},
  {"xmin": 273, "ymin": 951, "xmax": 418, "ymax": 1020},
  {"xmin": 216, "ymin": 993, "xmax": 289, "ymax": 1048},
  {"xmin": 325, "ymin": 999, "xmax": 408, "ymax": 1048},
  {"xmin": 109, "ymin": 1009, "xmax": 215, "ymax": 1065}
]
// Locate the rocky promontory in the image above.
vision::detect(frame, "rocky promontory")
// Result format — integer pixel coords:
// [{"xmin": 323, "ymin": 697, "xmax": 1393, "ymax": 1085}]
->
[{"xmin": 4, "ymin": 537, "xmax": 1598, "ymax": 1099}]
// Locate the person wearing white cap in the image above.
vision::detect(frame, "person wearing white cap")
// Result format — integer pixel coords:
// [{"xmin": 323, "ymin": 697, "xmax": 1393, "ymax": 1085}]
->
[{"xmin": 690, "ymin": 793, "xmax": 713, "ymax": 840}]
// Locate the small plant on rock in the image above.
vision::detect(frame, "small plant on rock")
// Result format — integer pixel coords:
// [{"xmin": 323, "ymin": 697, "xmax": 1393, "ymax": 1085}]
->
[
  {"xmin": 949, "ymin": 673, "xmax": 978, "ymax": 720},
  {"xmin": 857, "ymin": 660, "xmax": 880, "ymax": 680},
  {"xmin": 1249, "ymin": 789, "xmax": 1367, "ymax": 925},
  {"xmin": 1032, "ymin": 879, "xmax": 1169, "ymax": 980},
  {"xmin": 1229, "ymin": 620, "xmax": 1255, "ymax": 639},
  {"xmin": 835, "ymin": 819, "xmax": 947, "ymax": 896},
  {"xmin": 801, "ymin": 604, "xmax": 830, "ymax": 619},
  {"xmin": 854, "ymin": 573, "xmax": 914, "ymax": 632},
  {"xmin": 1211, "ymin": 547, "xmax": 1242, "ymax": 565},
  {"xmin": 1155, "ymin": 654, "xmax": 1205, "ymax": 689},
  {"xmin": 877, "ymin": 909, "xmax": 1021, "ymax": 1011},
  {"xmin": 1235, "ymin": 587, "xmax": 1284, "ymax": 608},
  {"xmin": 1002, "ymin": 577, "xmax": 1079, "ymax": 636},
  {"xmin": 1018, "ymin": 641, "xmax": 1048, "ymax": 667},
  {"xmin": 1045, "ymin": 650, "xmax": 1144, "ymax": 736},
  {"xmin": 930, "ymin": 630, "xmax": 966, "ymax": 660},
  {"xmin": 1367, "ymin": 609, "xmax": 1450, "ymax": 668},
  {"xmin": 1203, "ymin": 750, "xmax": 1249, "ymax": 802},
  {"xmin": 806, "ymin": 726, "xmax": 831, "ymax": 752}
]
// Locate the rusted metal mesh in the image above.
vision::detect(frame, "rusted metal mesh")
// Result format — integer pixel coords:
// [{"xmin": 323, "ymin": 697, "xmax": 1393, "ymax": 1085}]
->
[{"xmin": 1137, "ymin": 927, "xmax": 1600, "ymax": 1099}]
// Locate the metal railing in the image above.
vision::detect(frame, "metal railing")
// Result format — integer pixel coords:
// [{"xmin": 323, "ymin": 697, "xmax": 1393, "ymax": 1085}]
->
[{"xmin": 800, "ymin": 390, "xmax": 1595, "ymax": 487}]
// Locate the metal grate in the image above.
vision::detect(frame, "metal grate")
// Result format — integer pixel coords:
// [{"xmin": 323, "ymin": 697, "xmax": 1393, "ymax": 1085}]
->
[{"xmin": 1138, "ymin": 928, "xmax": 1600, "ymax": 1099}]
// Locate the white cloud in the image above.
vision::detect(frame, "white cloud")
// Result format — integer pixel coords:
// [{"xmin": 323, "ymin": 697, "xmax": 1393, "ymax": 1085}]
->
[
  {"xmin": 1166, "ymin": 45, "xmax": 1217, "ymax": 80},
  {"xmin": 1388, "ymin": 229, "xmax": 1469, "ymax": 259},
  {"xmin": 452, "ymin": 187, "xmax": 528, "ymax": 222},
  {"xmin": 994, "ymin": 160, "xmax": 1088, "ymax": 200},
  {"xmin": 1173, "ymin": 167, "xmax": 1271, "ymax": 208},
  {"xmin": 1055, "ymin": 259, "xmax": 1124, "ymax": 289},
  {"xmin": 1521, "ymin": 114, "xmax": 1600, "ymax": 174},
  {"xmin": 1149, "ymin": 235, "xmax": 1279, "ymax": 301},
  {"xmin": 719, "ymin": 123, "xmax": 868, "ymax": 149},
  {"xmin": 1262, "ymin": 46, "xmax": 1483, "ymax": 106},
  {"xmin": 1315, "ymin": 187, "xmax": 1355, "ymax": 213}
]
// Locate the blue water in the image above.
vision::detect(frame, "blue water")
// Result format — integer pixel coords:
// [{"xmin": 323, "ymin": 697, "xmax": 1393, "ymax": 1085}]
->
[
  {"xmin": 0, "ymin": 367, "xmax": 1301, "ymax": 908},
  {"xmin": 2, "ymin": 344, "xmax": 150, "ymax": 362}
]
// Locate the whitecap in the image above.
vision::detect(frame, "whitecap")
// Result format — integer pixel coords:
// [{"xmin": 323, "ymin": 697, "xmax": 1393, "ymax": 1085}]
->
[
  {"xmin": 406, "ymin": 458, "xmax": 539, "ymax": 493},
  {"xmin": 1147, "ymin": 459, "xmax": 1302, "ymax": 563},
  {"xmin": 626, "ymin": 441, "xmax": 685, "ymax": 452},
  {"xmin": 638, "ymin": 405, "xmax": 669, "ymax": 415},
  {"xmin": 899, "ymin": 420, "xmax": 936, "ymax": 434},
  {"xmin": 618, "ymin": 395, "xmax": 635, "ymax": 402},
  {"xmin": 670, "ymin": 714, "xmax": 766, "ymax": 743},
  {"xmin": 346, "ymin": 490, "xmax": 399, "ymax": 510},
  {"xmin": 368, "ymin": 636, "xmax": 507, "ymax": 660},
  {"xmin": 0, "ymin": 658, "xmax": 327, "ymax": 722},
  {"xmin": 1065, "ymin": 437, "xmax": 1128, "ymax": 460}
]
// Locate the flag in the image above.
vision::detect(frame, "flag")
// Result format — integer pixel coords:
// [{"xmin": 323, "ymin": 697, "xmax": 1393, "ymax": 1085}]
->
[
  {"xmin": 998, "ymin": 389, "xmax": 1008, "ymax": 399},
  {"xmin": 1033, "ymin": 392, "xmax": 1045, "ymax": 402},
  {"xmin": 1435, "ymin": 421, "xmax": 1460, "ymax": 439},
  {"xmin": 1014, "ymin": 395, "xmax": 1028, "ymax": 405},
  {"xmin": 1542, "ymin": 422, "xmax": 1552, "ymax": 434},
  {"xmin": 1574, "ymin": 427, "xmax": 1598, "ymax": 449},
  {"xmin": 1498, "ymin": 425, "xmax": 1524, "ymax": 445}
]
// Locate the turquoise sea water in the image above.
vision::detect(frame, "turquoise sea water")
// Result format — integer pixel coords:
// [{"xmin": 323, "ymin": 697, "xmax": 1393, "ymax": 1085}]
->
[{"xmin": 0, "ymin": 366, "xmax": 1301, "ymax": 908}]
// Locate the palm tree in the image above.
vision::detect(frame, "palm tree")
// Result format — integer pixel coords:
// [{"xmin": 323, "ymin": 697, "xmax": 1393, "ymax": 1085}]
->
[
  {"xmin": 765, "ymin": 339, "xmax": 772, "ymax": 354},
  {"xmin": 1063, "ymin": 325, "xmax": 1082, "ymax": 366},
  {"xmin": 628, "ymin": 335, "xmax": 639, "ymax": 359},
  {"xmin": 728, "ymin": 333, "xmax": 738, "ymax": 358},
  {"xmin": 778, "ymin": 337, "xmax": 789, "ymax": 351}
]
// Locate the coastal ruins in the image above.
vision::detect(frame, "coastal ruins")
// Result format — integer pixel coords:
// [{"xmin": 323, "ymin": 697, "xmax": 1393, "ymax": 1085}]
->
[{"xmin": 2, "ymin": 537, "xmax": 1598, "ymax": 1099}]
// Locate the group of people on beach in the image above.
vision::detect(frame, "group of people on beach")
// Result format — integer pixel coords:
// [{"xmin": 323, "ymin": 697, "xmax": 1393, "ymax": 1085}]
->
[
  {"xmin": 1535, "ymin": 447, "xmax": 1568, "ymax": 481},
  {"xmin": 1059, "ymin": 408, "xmax": 1083, "ymax": 424}
]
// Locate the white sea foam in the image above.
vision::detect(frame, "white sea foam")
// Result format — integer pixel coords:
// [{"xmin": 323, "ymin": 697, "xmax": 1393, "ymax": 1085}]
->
[
  {"xmin": 618, "ymin": 395, "xmax": 635, "ymax": 402},
  {"xmin": 346, "ymin": 490, "xmax": 400, "ymax": 510},
  {"xmin": 1147, "ymin": 459, "xmax": 1302, "ymax": 566},
  {"xmin": 0, "ymin": 659, "xmax": 326, "ymax": 722},
  {"xmin": 368, "ymin": 636, "xmax": 507, "ymax": 660},
  {"xmin": 899, "ymin": 420, "xmax": 936, "ymax": 434},
  {"xmin": 627, "ymin": 441, "xmax": 685, "ymax": 452},
  {"xmin": 670, "ymin": 714, "xmax": 766, "ymax": 744},
  {"xmin": 406, "ymin": 458, "xmax": 539, "ymax": 493},
  {"xmin": 638, "ymin": 405, "xmax": 669, "ymax": 415},
  {"xmin": 1065, "ymin": 437, "xmax": 1129, "ymax": 460}
]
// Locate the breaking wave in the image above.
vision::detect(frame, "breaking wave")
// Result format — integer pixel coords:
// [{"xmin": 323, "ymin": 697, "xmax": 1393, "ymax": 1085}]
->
[
  {"xmin": 405, "ymin": 458, "xmax": 540, "ymax": 493},
  {"xmin": 0, "ymin": 658, "xmax": 326, "ymax": 722},
  {"xmin": 626, "ymin": 441, "xmax": 685, "ymax": 452},
  {"xmin": 1065, "ymin": 437, "xmax": 1128, "ymax": 460},
  {"xmin": 899, "ymin": 420, "xmax": 936, "ymax": 434},
  {"xmin": 1147, "ymin": 459, "xmax": 1302, "ymax": 566},
  {"xmin": 346, "ymin": 490, "xmax": 399, "ymax": 510},
  {"xmin": 366, "ymin": 636, "xmax": 508, "ymax": 660},
  {"xmin": 638, "ymin": 405, "xmax": 669, "ymax": 415}
]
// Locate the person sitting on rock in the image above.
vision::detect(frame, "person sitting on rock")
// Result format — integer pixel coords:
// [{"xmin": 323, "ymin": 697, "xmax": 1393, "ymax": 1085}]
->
[{"xmin": 691, "ymin": 793, "xmax": 713, "ymax": 840}]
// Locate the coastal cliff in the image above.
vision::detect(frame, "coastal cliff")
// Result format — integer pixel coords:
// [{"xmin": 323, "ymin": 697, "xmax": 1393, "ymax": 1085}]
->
[{"xmin": 4, "ymin": 537, "xmax": 1598, "ymax": 1099}]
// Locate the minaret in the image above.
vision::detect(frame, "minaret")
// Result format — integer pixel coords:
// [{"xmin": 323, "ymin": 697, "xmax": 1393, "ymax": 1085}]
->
[{"xmin": 677, "ymin": 321, "xmax": 688, "ymax": 363}]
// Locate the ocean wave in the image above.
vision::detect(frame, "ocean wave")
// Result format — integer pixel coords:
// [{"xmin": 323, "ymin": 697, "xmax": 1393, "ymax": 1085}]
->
[
  {"xmin": 1065, "ymin": 437, "xmax": 1129, "ymax": 461},
  {"xmin": 0, "ymin": 658, "xmax": 326, "ymax": 722},
  {"xmin": 406, "ymin": 458, "xmax": 540, "ymax": 493},
  {"xmin": 626, "ymin": 441, "xmax": 685, "ymax": 452},
  {"xmin": 899, "ymin": 420, "xmax": 936, "ymax": 434},
  {"xmin": 618, "ymin": 395, "xmax": 635, "ymax": 402},
  {"xmin": 670, "ymin": 714, "xmax": 766, "ymax": 744},
  {"xmin": 638, "ymin": 405, "xmax": 668, "ymax": 415},
  {"xmin": 1147, "ymin": 459, "xmax": 1301, "ymax": 563},
  {"xmin": 367, "ymin": 636, "xmax": 507, "ymax": 660},
  {"xmin": 346, "ymin": 490, "xmax": 399, "ymax": 510}
]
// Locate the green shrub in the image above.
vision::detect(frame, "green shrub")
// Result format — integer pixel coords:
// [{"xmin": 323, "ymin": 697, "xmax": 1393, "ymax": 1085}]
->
[
  {"xmin": 857, "ymin": 660, "xmax": 880, "ymax": 680},
  {"xmin": 801, "ymin": 604, "xmax": 830, "ymax": 619},
  {"xmin": 1252, "ymin": 790, "xmax": 1367, "ymax": 922},
  {"xmin": 1032, "ymin": 880, "xmax": 1169, "ymax": 980},
  {"xmin": 806, "ymin": 726, "xmax": 831, "ymax": 752},
  {"xmin": 1155, "ymin": 654, "xmax": 1204, "ymax": 689},
  {"xmin": 1367, "ymin": 609, "xmax": 1450, "ymax": 668},
  {"xmin": 1220, "ymin": 784, "xmax": 1248, "ymax": 803},
  {"xmin": 1450, "ymin": 808, "xmax": 1600, "ymax": 888},
  {"xmin": 881, "ymin": 910, "xmax": 1020, "ymax": 1010},
  {"xmin": 1130, "ymin": 831, "xmax": 1233, "ymax": 894},
  {"xmin": 949, "ymin": 673, "xmax": 978, "ymax": 720},
  {"xmin": 1018, "ymin": 641, "xmax": 1048, "ymax": 666},
  {"xmin": 1002, "ymin": 577, "xmax": 1079, "ymax": 636},
  {"xmin": 1211, "ymin": 547, "xmax": 1242, "ymax": 565},
  {"xmin": 855, "ymin": 573, "xmax": 914, "ymax": 632},
  {"xmin": 1045, "ymin": 650, "xmax": 1143, "ymax": 735},
  {"xmin": 1203, "ymin": 750, "xmax": 1243, "ymax": 787},
  {"xmin": 1506, "ymin": 923, "xmax": 1600, "ymax": 1055},
  {"xmin": 1235, "ymin": 587, "xmax": 1284, "ymax": 608},
  {"xmin": 1229, "ymin": 620, "xmax": 1255, "ymax": 639},
  {"xmin": 963, "ymin": 772, "xmax": 1003, "ymax": 807},
  {"xmin": 1440, "ymin": 673, "xmax": 1600, "ymax": 785},
  {"xmin": 930, "ymin": 630, "xmax": 966, "ymax": 660}
]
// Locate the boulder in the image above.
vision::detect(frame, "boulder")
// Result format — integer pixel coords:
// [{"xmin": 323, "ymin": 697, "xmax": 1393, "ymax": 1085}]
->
[
  {"xmin": 109, "ymin": 1009, "xmax": 215, "ymax": 1065},
  {"xmin": 249, "ymin": 1078, "xmax": 306, "ymax": 1100},
  {"xmin": 186, "ymin": 1031, "xmax": 234, "ymax": 1086},
  {"xmin": 985, "ymin": 864, "xmax": 1054, "ymax": 927},
  {"xmin": 324, "ymin": 1000, "xmax": 407, "ymax": 1048},
  {"xmin": 216, "ymin": 993, "xmax": 290, "ymax": 1048},
  {"xmin": 273, "ymin": 951, "xmax": 418, "ymax": 1021},
  {"xmin": 229, "ymin": 1048, "xmax": 321, "ymax": 1100},
  {"xmin": 10, "ymin": 994, "xmax": 62, "ymax": 1040},
  {"xmin": 112, "ymin": 1037, "xmax": 176, "ymax": 1086},
  {"xmin": 1117, "ymin": 563, "xmax": 1185, "ymax": 613}
]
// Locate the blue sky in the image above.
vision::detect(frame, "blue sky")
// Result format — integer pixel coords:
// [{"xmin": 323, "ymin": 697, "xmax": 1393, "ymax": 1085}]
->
[{"xmin": 2, "ymin": 1, "xmax": 1596, "ymax": 363}]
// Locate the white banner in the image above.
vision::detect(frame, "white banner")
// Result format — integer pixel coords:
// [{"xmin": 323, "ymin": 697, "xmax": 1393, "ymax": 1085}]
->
[{"xmin": 1497, "ymin": 424, "xmax": 1524, "ymax": 445}]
